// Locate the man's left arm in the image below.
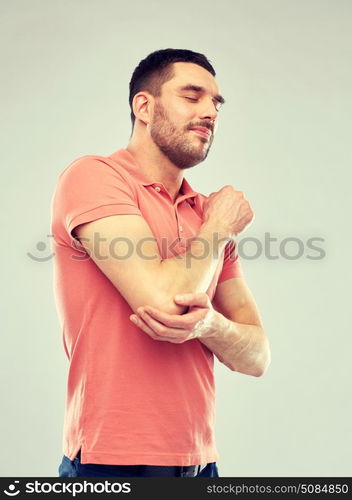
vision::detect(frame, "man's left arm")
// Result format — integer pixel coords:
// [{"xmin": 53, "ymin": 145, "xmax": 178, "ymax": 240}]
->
[
  {"xmin": 199, "ymin": 276, "xmax": 271, "ymax": 377},
  {"xmin": 131, "ymin": 276, "xmax": 271, "ymax": 378}
]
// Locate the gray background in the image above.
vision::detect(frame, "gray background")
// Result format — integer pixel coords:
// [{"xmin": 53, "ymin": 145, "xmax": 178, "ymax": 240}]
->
[{"xmin": 1, "ymin": 0, "xmax": 351, "ymax": 476}]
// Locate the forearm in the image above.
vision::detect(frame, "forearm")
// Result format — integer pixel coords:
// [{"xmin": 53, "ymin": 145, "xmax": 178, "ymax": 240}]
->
[
  {"xmin": 200, "ymin": 311, "xmax": 271, "ymax": 377},
  {"xmin": 155, "ymin": 224, "xmax": 229, "ymax": 313},
  {"xmin": 157, "ymin": 184, "xmax": 252, "ymax": 311}
]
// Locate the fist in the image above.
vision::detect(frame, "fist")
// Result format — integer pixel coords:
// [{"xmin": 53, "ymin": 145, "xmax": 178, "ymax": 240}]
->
[{"xmin": 203, "ymin": 185, "xmax": 254, "ymax": 237}]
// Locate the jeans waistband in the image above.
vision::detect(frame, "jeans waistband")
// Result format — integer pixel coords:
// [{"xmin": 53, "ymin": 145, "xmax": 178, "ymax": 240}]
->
[{"xmin": 75, "ymin": 450, "xmax": 207, "ymax": 477}]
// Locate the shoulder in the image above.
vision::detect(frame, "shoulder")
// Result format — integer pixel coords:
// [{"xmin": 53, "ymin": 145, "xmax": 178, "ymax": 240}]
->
[
  {"xmin": 55, "ymin": 151, "xmax": 136, "ymax": 192},
  {"xmin": 58, "ymin": 152, "xmax": 124, "ymax": 179}
]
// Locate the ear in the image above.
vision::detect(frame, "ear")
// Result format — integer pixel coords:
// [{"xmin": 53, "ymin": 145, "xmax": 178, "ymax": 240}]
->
[{"xmin": 132, "ymin": 92, "xmax": 153, "ymax": 125}]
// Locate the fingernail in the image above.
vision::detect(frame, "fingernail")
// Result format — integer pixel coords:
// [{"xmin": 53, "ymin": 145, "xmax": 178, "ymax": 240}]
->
[{"xmin": 130, "ymin": 315, "xmax": 137, "ymax": 323}]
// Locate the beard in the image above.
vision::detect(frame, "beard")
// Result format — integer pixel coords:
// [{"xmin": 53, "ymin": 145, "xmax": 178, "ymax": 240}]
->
[{"xmin": 149, "ymin": 102, "xmax": 214, "ymax": 169}]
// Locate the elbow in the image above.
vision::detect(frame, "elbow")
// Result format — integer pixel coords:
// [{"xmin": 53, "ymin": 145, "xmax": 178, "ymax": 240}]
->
[
  {"xmin": 236, "ymin": 358, "xmax": 270, "ymax": 378},
  {"xmin": 251, "ymin": 360, "xmax": 270, "ymax": 377},
  {"xmin": 143, "ymin": 291, "xmax": 188, "ymax": 316},
  {"xmin": 252, "ymin": 341, "xmax": 271, "ymax": 377},
  {"xmin": 230, "ymin": 337, "xmax": 271, "ymax": 377},
  {"xmin": 129, "ymin": 292, "xmax": 188, "ymax": 316},
  {"xmin": 157, "ymin": 296, "xmax": 188, "ymax": 316},
  {"xmin": 229, "ymin": 363, "xmax": 268, "ymax": 377}
]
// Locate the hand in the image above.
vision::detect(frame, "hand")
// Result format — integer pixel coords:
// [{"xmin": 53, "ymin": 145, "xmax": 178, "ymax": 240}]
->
[
  {"xmin": 129, "ymin": 292, "xmax": 217, "ymax": 343},
  {"xmin": 202, "ymin": 185, "xmax": 254, "ymax": 237}
]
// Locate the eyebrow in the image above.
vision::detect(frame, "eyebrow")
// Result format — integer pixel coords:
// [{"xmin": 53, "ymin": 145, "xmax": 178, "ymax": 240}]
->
[{"xmin": 177, "ymin": 84, "xmax": 225, "ymax": 105}]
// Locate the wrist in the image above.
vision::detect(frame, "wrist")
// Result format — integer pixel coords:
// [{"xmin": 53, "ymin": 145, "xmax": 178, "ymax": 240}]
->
[
  {"xmin": 199, "ymin": 221, "xmax": 231, "ymax": 246},
  {"xmin": 201, "ymin": 309, "xmax": 228, "ymax": 339}
]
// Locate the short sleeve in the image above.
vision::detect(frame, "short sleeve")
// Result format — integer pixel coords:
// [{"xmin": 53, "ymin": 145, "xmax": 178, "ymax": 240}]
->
[
  {"xmin": 51, "ymin": 156, "xmax": 142, "ymax": 246},
  {"xmin": 217, "ymin": 239, "xmax": 243, "ymax": 283}
]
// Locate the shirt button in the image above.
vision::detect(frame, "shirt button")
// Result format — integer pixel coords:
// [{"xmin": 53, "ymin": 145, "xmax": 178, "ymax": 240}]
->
[
  {"xmin": 179, "ymin": 225, "xmax": 183, "ymax": 232},
  {"xmin": 154, "ymin": 186, "xmax": 161, "ymax": 192}
]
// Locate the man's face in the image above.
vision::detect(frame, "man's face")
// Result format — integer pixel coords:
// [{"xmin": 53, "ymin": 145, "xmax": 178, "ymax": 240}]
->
[{"xmin": 149, "ymin": 62, "xmax": 223, "ymax": 169}]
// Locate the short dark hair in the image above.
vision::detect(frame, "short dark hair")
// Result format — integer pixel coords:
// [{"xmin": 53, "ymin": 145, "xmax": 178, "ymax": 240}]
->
[{"xmin": 129, "ymin": 48, "xmax": 216, "ymax": 127}]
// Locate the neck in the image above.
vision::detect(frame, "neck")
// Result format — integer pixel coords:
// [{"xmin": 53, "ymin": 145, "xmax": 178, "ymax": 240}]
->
[{"xmin": 127, "ymin": 131, "xmax": 184, "ymax": 202}]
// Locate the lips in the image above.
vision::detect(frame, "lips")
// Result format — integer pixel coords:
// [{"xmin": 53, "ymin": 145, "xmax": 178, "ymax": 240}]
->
[{"xmin": 191, "ymin": 127, "xmax": 211, "ymax": 139}]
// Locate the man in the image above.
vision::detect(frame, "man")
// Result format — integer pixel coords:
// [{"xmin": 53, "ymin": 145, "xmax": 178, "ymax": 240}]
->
[{"xmin": 52, "ymin": 48, "xmax": 270, "ymax": 478}]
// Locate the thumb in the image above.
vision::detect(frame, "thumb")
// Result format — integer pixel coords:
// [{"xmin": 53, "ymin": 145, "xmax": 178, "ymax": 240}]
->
[{"xmin": 174, "ymin": 292, "xmax": 210, "ymax": 308}]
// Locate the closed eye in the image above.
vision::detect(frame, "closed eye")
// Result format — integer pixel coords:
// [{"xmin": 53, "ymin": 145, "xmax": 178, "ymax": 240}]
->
[
  {"xmin": 214, "ymin": 101, "xmax": 222, "ymax": 111},
  {"xmin": 184, "ymin": 96, "xmax": 222, "ymax": 111}
]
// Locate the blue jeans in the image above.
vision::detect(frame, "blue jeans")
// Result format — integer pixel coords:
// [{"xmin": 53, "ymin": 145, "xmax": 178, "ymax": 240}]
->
[{"xmin": 58, "ymin": 450, "xmax": 219, "ymax": 477}]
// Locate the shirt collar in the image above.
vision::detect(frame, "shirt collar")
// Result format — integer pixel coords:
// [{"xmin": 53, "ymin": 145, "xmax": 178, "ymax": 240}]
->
[{"xmin": 108, "ymin": 148, "xmax": 199, "ymax": 206}]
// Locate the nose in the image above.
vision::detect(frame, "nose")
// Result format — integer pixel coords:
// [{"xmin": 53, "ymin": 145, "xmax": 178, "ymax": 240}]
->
[{"xmin": 198, "ymin": 97, "xmax": 218, "ymax": 122}]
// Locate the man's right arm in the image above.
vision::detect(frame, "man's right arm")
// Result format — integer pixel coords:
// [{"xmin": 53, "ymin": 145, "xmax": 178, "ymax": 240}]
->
[
  {"xmin": 75, "ymin": 185, "xmax": 253, "ymax": 315},
  {"xmin": 75, "ymin": 214, "xmax": 226, "ymax": 315}
]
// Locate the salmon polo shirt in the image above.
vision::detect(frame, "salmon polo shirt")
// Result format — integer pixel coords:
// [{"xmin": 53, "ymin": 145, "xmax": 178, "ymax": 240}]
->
[{"xmin": 51, "ymin": 148, "xmax": 243, "ymax": 466}]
